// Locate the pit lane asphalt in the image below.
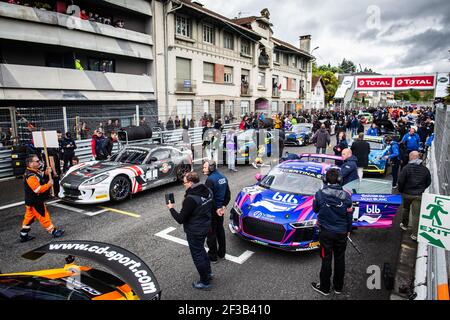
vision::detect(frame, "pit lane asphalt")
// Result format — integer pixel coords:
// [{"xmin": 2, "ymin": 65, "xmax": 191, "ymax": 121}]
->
[{"xmin": 0, "ymin": 143, "xmax": 402, "ymax": 300}]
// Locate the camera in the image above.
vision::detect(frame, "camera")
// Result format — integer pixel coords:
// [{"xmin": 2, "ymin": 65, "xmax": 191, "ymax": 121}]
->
[{"xmin": 165, "ymin": 193, "xmax": 175, "ymax": 205}]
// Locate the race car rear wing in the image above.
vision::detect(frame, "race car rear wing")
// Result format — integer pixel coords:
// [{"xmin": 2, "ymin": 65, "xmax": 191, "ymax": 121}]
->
[{"xmin": 22, "ymin": 240, "xmax": 161, "ymax": 300}]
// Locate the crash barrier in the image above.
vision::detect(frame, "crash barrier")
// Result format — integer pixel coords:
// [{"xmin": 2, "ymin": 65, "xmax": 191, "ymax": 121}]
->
[
  {"xmin": 0, "ymin": 147, "xmax": 13, "ymax": 179},
  {"xmin": 0, "ymin": 124, "xmax": 240, "ymax": 178},
  {"xmin": 414, "ymin": 106, "xmax": 449, "ymax": 300},
  {"xmin": 118, "ymin": 126, "xmax": 153, "ymax": 142}
]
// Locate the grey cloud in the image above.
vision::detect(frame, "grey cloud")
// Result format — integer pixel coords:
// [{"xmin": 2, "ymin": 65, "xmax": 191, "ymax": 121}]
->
[
  {"xmin": 201, "ymin": 0, "xmax": 450, "ymax": 73},
  {"xmin": 397, "ymin": 28, "xmax": 450, "ymax": 67}
]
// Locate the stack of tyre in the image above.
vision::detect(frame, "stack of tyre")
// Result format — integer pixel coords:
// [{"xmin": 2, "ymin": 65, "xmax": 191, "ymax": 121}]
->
[{"xmin": 11, "ymin": 145, "xmax": 27, "ymax": 177}]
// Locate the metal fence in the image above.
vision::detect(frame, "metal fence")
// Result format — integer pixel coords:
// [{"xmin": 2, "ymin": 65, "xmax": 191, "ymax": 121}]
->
[
  {"xmin": 0, "ymin": 123, "xmax": 240, "ymax": 179},
  {"xmin": 434, "ymin": 104, "xmax": 450, "ymax": 196},
  {"xmin": 414, "ymin": 103, "xmax": 450, "ymax": 300}
]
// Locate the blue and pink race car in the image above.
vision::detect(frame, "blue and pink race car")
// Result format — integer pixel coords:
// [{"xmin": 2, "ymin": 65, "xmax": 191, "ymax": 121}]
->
[{"xmin": 229, "ymin": 154, "xmax": 402, "ymax": 252}]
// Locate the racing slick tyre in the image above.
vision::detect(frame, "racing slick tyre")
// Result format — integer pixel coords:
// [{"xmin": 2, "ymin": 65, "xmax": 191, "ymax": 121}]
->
[
  {"xmin": 109, "ymin": 175, "xmax": 132, "ymax": 202},
  {"xmin": 176, "ymin": 164, "xmax": 192, "ymax": 182}
]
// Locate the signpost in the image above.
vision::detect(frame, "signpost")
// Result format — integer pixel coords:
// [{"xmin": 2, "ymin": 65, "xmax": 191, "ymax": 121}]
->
[
  {"xmin": 32, "ymin": 130, "xmax": 59, "ymax": 196},
  {"xmin": 418, "ymin": 193, "xmax": 450, "ymax": 250}
]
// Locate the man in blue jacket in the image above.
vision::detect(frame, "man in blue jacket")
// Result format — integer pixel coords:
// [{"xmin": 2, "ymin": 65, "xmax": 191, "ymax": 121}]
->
[
  {"xmin": 311, "ymin": 168, "xmax": 353, "ymax": 296},
  {"xmin": 203, "ymin": 160, "xmax": 231, "ymax": 263},
  {"xmin": 366, "ymin": 123, "xmax": 379, "ymax": 136},
  {"xmin": 382, "ymin": 135, "xmax": 401, "ymax": 188},
  {"xmin": 340, "ymin": 149, "xmax": 359, "ymax": 185},
  {"xmin": 401, "ymin": 128, "xmax": 421, "ymax": 154}
]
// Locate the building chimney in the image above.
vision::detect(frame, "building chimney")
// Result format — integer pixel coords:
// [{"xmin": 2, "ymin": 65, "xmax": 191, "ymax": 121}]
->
[{"xmin": 299, "ymin": 35, "xmax": 311, "ymax": 53}]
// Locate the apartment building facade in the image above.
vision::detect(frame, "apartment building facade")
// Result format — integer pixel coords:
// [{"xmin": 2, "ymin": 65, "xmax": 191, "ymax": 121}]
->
[
  {"xmin": 0, "ymin": 0, "xmax": 156, "ymax": 143},
  {"xmin": 154, "ymin": 1, "xmax": 315, "ymax": 124}
]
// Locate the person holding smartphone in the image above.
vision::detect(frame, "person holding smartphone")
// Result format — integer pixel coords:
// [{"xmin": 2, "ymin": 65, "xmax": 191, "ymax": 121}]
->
[{"xmin": 167, "ymin": 172, "xmax": 214, "ymax": 290}]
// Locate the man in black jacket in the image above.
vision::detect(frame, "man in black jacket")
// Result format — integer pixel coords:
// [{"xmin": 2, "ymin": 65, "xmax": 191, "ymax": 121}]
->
[
  {"xmin": 61, "ymin": 132, "xmax": 77, "ymax": 172},
  {"xmin": 311, "ymin": 169, "xmax": 353, "ymax": 296},
  {"xmin": 351, "ymin": 133, "xmax": 371, "ymax": 181},
  {"xmin": 398, "ymin": 151, "xmax": 431, "ymax": 241},
  {"xmin": 203, "ymin": 161, "xmax": 231, "ymax": 263},
  {"xmin": 167, "ymin": 172, "xmax": 214, "ymax": 290},
  {"xmin": 340, "ymin": 149, "xmax": 359, "ymax": 185},
  {"xmin": 101, "ymin": 131, "xmax": 118, "ymax": 159}
]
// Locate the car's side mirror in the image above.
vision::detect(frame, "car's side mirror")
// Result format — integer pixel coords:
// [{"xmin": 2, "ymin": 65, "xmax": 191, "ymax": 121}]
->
[
  {"xmin": 255, "ymin": 174, "xmax": 263, "ymax": 181},
  {"xmin": 149, "ymin": 157, "xmax": 158, "ymax": 162}
]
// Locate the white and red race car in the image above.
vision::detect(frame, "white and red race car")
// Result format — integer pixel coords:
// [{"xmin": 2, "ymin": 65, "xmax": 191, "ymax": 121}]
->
[{"xmin": 59, "ymin": 144, "xmax": 192, "ymax": 204}]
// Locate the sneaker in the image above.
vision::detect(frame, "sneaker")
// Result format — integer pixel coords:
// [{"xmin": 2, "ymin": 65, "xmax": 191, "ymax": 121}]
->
[
  {"xmin": 410, "ymin": 234, "xmax": 418, "ymax": 241},
  {"xmin": 334, "ymin": 289, "xmax": 342, "ymax": 295},
  {"xmin": 52, "ymin": 229, "xmax": 65, "ymax": 238},
  {"xmin": 192, "ymin": 281, "xmax": 212, "ymax": 290},
  {"xmin": 392, "ymin": 185, "xmax": 398, "ymax": 189},
  {"xmin": 232, "ymin": 169, "xmax": 238, "ymax": 172},
  {"xmin": 311, "ymin": 282, "xmax": 330, "ymax": 296},
  {"xmin": 252, "ymin": 163, "xmax": 258, "ymax": 169},
  {"xmin": 400, "ymin": 223, "xmax": 408, "ymax": 231},
  {"xmin": 20, "ymin": 234, "xmax": 35, "ymax": 243}
]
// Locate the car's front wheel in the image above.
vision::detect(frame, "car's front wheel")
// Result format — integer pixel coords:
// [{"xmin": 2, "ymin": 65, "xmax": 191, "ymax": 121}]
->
[{"xmin": 109, "ymin": 175, "xmax": 131, "ymax": 202}]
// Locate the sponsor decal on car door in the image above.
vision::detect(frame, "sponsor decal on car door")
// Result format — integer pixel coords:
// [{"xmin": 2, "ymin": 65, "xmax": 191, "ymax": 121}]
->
[{"xmin": 351, "ymin": 193, "xmax": 402, "ymax": 228}]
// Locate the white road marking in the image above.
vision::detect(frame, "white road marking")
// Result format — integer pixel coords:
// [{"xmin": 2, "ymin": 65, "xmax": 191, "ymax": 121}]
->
[
  {"xmin": 49, "ymin": 202, "xmax": 87, "ymax": 214},
  {"xmin": 48, "ymin": 201, "xmax": 106, "ymax": 217},
  {"xmin": 0, "ymin": 201, "xmax": 25, "ymax": 211},
  {"xmin": 0, "ymin": 199, "xmax": 60, "ymax": 211},
  {"xmin": 86, "ymin": 209, "xmax": 109, "ymax": 217},
  {"xmin": 155, "ymin": 227, "xmax": 254, "ymax": 265}
]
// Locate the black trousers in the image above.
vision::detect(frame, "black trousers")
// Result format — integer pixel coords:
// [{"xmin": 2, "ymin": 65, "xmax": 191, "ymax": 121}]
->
[
  {"xmin": 319, "ymin": 228, "xmax": 348, "ymax": 293},
  {"xmin": 207, "ymin": 215, "xmax": 226, "ymax": 260},
  {"xmin": 52, "ymin": 176, "xmax": 60, "ymax": 196},
  {"xmin": 186, "ymin": 233, "xmax": 211, "ymax": 284},
  {"xmin": 63, "ymin": 152, "xmax": 75, "ymax": 172},
  {"xmin": 391, "ymin": 159, "xmax": 400, "ymax": 187}
]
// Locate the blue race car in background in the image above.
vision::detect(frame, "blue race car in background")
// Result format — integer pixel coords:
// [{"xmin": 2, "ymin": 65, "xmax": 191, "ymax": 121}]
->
[
  {"xmin": 285, "ymin": 124, "xmax": 313, "ymax": 146},
  {"xmin": 352, "ymin": 136, "xmax": 389, "ymax": 175},
  {"xmin": 223, "ymin": 129, "xmax": 275, "ymax": 164},
  {"xmin": 229, "ymin": 159, "xmax": 402, "ymax": 252}
]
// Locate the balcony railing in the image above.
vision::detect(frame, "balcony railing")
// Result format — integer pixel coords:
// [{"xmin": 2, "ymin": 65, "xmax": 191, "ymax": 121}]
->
[
  {"xmin": 175, "ymin": 79, "xmax": 197, "ymax": 94},
  {"xmin": 272, "ymin": 88, "xmax": 281, "ymax": 98}
]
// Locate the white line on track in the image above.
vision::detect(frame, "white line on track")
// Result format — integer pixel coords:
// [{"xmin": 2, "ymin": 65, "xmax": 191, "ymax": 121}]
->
[
  {"xmin": 155, "ymin": 227, "xmax": 254, "ymax": 265},
  {"xmin": 0, "ymin": 201, "xmax": 25, "ymax": 211}
]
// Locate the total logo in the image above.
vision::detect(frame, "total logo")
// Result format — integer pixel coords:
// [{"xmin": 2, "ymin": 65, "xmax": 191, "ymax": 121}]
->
[{"xmin": 366, "ymin": 205, "xmax": 381, "ymax": 214}]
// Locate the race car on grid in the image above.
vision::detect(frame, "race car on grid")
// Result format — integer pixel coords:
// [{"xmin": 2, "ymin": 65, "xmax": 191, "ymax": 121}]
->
[
  {"xmin": 0, "ymin": 241, "xmax": 161, "ymax": 300},
  {"xmin": 229, "ymin": 154, "xmax": 402, "ymax": 252},
  {"xmin": 284, "ymin": 123, "xmax": 313, "ymax": 147},
  {"xmin": 351, "ymin": 135, "xmax": 389, "ymax": 175},
  {"xmin": 59, "ymin": 144, "xmax": 192, "ymax": 204}
]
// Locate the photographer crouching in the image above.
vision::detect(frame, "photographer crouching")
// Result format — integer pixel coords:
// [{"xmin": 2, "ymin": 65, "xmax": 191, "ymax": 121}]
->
[
  {"xmin": 311, "ymin": 168, "xmax": 353, "ymax": 296},
  {"xmin": 167, "ymin": 172, "xmax": 214, "ymax": 290}
]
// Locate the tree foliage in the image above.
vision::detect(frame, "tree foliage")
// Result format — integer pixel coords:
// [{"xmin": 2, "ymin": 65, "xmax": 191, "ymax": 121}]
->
[
  {"xmin": 339, "ymin": 58, "xmax": 357, "ymax": 74},
  {"xmin": 312, "ymin": 62, "xmax": 340, "ymax": 104}
]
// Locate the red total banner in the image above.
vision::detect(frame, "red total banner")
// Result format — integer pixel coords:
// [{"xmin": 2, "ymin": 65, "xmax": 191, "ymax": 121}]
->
[
  {"xmin": 356, "ymin": 75, "xmax": 436, "ymax": 91},
  {"xmin": 394, "ymin": 75, "xmax": 435, "ymax": 89},
  {"xmin": 356, "ymin": 77, "xmax": 393, "ymax": 89}
]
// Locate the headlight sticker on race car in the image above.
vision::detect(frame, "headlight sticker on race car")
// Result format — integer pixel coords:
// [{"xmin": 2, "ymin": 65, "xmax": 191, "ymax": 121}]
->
[{"xmin": 145, "ymin": 169, "xmax": 158, "ymax": 181}]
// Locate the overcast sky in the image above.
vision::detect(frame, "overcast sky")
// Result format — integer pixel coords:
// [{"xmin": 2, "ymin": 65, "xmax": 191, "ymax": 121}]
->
[{"xmin": 200, "ymin": 0, "xmax": 450, "ymax": 75}]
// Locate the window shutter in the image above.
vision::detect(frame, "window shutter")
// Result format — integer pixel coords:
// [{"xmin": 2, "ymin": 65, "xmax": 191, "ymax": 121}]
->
[
  {"xmin": 214, "ymin": 64, "xmax": 224, "ymax": 84},
  {"xmin": 176, "ymin": 58, "xmax": 191, "ymax": 80}
]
